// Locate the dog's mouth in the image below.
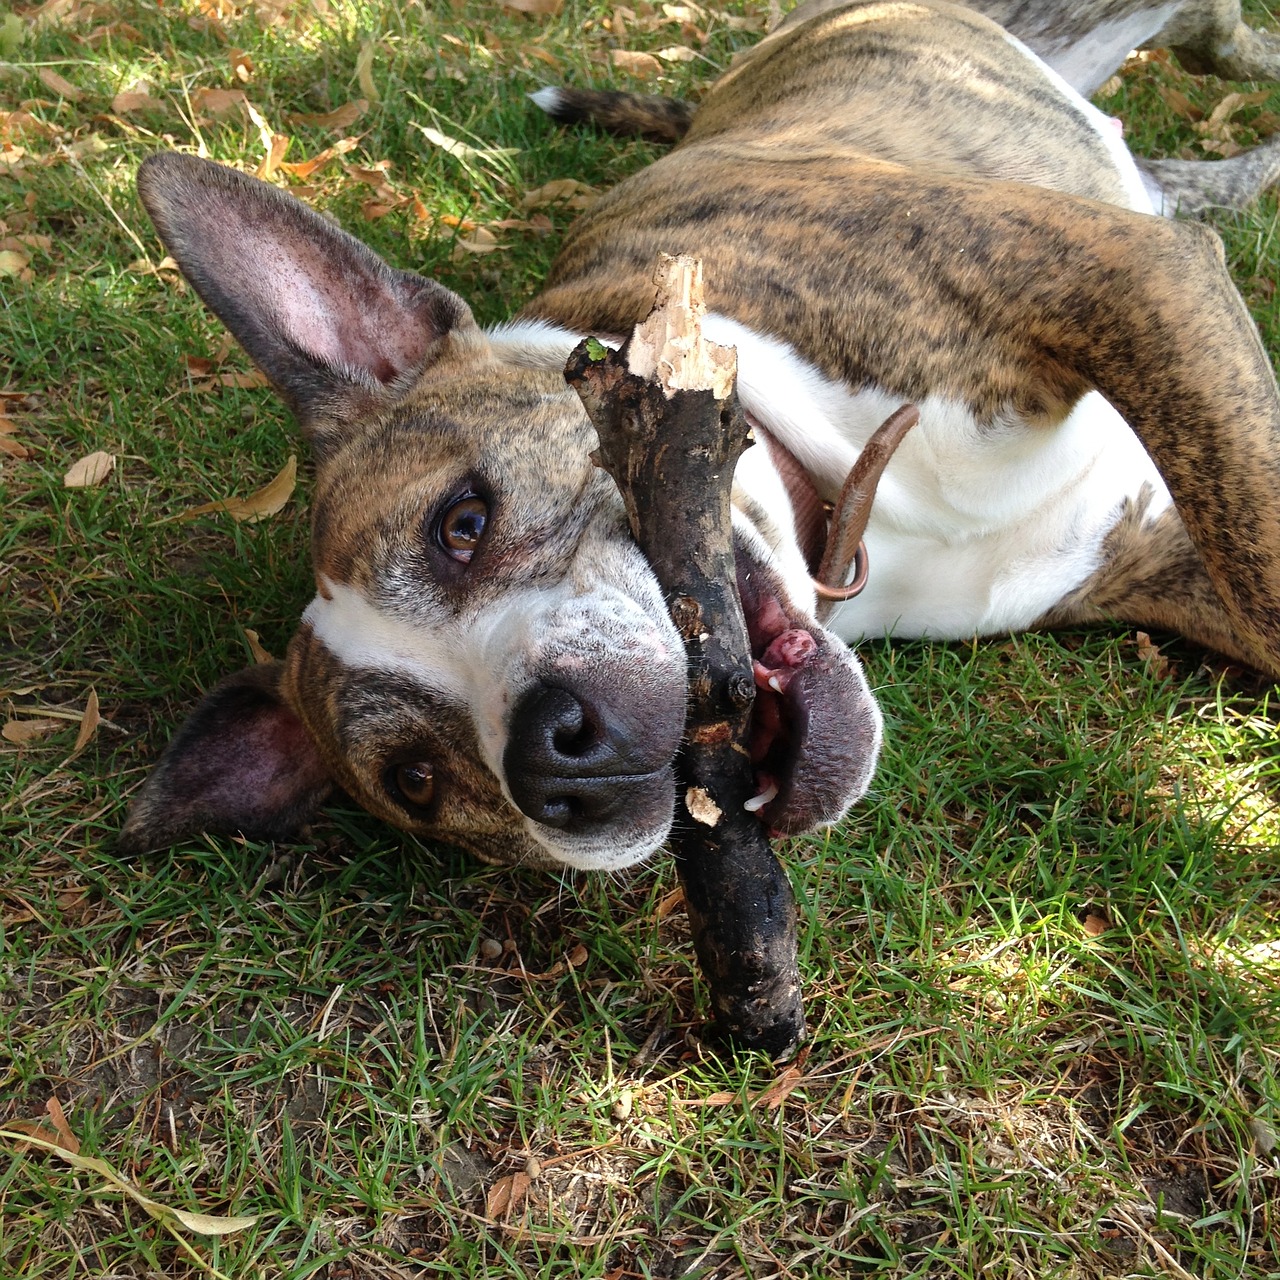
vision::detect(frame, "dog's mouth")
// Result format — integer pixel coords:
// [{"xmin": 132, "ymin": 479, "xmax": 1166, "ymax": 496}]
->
[{"xmin": 734, "ymin": 542, "xmax": 880, "ymax": 833}]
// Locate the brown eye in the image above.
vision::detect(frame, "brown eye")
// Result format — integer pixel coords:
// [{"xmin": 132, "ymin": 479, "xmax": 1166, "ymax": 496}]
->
[
  {"xmin": 437, "ymin": 495, "xmax": 488, "ymax": 562},
  {"xmin": 390, "ymin": 761, "xmax": 435, "ymax": 811}
]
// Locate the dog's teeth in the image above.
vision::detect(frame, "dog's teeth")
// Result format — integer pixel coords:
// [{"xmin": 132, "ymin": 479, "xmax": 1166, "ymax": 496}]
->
[
  {"xmin": 744, "ymin": 781, "xmax": 779, "ymax": 813},
  {"xmin": 768, "ymin": 675, "xmax": 784, "ymax": 693}
]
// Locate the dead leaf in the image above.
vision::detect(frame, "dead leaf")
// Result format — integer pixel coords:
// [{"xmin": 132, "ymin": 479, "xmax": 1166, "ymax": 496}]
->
[
  {"xmin": 656, "ymin": 885, "xmax": 685, "ymax": 918},
  {"xmin": 287, "ymin": 99, "xmax": 367, "ymax": 131},
  {"xmin": 521, "ymin": 45, "xmax": 562, "ymax": 69},
  {"xmin": 655, "ymin": 44, "xmax": 697, "ymax": 61},
  {"xmin": 38, "ymin": 68, "xmax": 84, "ymax": 101},
  {"xmin": 1133, "ymin": 631, "xmax": 1172, "ymax": 679},
  {"xmin": 355, "ymin": 40, "xmax": 380, "ymax": 104},
  {"xmin": 752, "ymin": 1064, "xmax": 804, "ymax": 1111},
  {"xmin": 1, "ymin": 233, "xmax": 53, "ymax": 253},
  {"xmin": 519, "ymin": 177, "xmax": 597, "ymax": 210},
  {"xmin": 1082, "ymin": 912, "xmax": 1109, "ymax": 937},
  {"xmin": 0, "ymin": 1128, "xmax": 260, "ymax": 1236},
  {"xmin": 413, "ymin": 123, "xmax": 518, "ymax": 166},
  {"xmin": 1097, "ymin": 75, "xmax": 1122, "ymax": 98},
  {"xmin": 1203, "ymin": 89, "xmax": 1270, "ymax": 132},
  {"xmin": 179, "ymin": 455, "xmax": 297, "ymax": 523},
  {"xmin": 64, "ymin": 450, "xmax": 116, "ymax": 488},
  {"xmin": 190, "ymin": 369, "xmax": 270, "ymax": 391},
  {"xmin": 44, "ymin": 1098, "xmax": 80, "ymax": 1155},
  {"xmin": 2, "ymin": 718, "xmax": 62, "ymax": 744},
  {"xmin": 112, "ymin": 90, "xmax": 160, "ymax": 113},
  {"xmin": 611, "ymin": 49, "xmax": 663, "ymax": 77},
  {"xmin": 0, "ymin": 248, "xmax": 30, "ymax": 277},
  {"xmin": 449, "ymin": 225, "xmax": 503, "ymax": 258},
  {"xmin": 0, "ymin": 434, "xmax": 30, "ymax": 459},
  {"xmin": 279, "ymin": 136, "xmax": 358, "ymax": 179},
  {"xmin": 192, "ymin": 87, "xmax": 247, "ymax": 118},
  {"xmin": 1156, "ymin": 85, "xmax": 1198, "ymax": 121},
  {"xmin": 68, "ymin": 688, "xmax": 100, "ymax": 757},
  {"xmin": 243, "ymin": 628, "xmax": 273, "ymax": 664},
  {"xmin": 486, "ymin": 1171, "xmax": 531, "ymax": 1219},
  {"xmin": 230, "ymin": 48, "xmax": 254, "ymax": 82},
  {"xmin": 502, "ymin": 0, "xmax": 563, "ymax": 12}
]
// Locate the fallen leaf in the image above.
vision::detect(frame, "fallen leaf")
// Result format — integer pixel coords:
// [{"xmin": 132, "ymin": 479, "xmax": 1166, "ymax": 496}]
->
[
  {"xmin": 1156, "ymin": 85, "xmax": 1198, "ymax": 121},
  {"xmin": 1082, "ymin": 912, "xmax": 1109, "ymax": 937},
  {"xmin": 611, "ymin": 49, "xmax": 663, "ymax": 77},
  {"xmin": 2, "ymin": 718, "xmax": 62, "ymax": 744},
  {"xmin": 1097, "ymin": 75, "xmax": 1122, "ymax": 98},
  {"xmin": 190, "ymin": 369, "xmax": 270, "ymax": 391},
  {"xmin": 1133, "ymin": 630, "xmax": 1172, "ymax": 679},
  {"xmin": 179, "ymin": 455, "xmax": 297, "ymax": 523},
  {"xmin": 413, "ymin": 123, "xmax": 519, "ymax": 165},
  {"xmin": 0, "ymin": 435, "xmax": 30, "ymax": 459},
  {"xmin": 486, "ymin": 1171, "xmax": 531, "ymax": 1219},
  {"xmin": 230, "ymin": 47, "xmax": 254, "ymax": 82},
  {"xmin": 519, "ymin": 177, "xmax": 597, "ymax": 209},
  {"xmin": 192, "ymin": 87, "xmax": 247, "ymax": 118},
  {"xmin": 112, "ymin": 90, "xmax": 159, "ymax": 113},
  {"xmin": 355, "ymin": 40, "xmax": 380, "ymax": 104},
  {"xmin": 288, "ymin": 99, "xmax": 367, "ymax": 131},
  {"xmin": 38, "ymin": 68, "xmax": 84, "ymax": 101},
  {"xmin": 502, "ymin": 0, "xmax": 562, "ymax": 12},
  {"xmin": 655, "ymin": 44, "xmax": 697, "ymax": 61},
  {"xmin": 0, "ymin": 248, "xmax": 29, "ymax": 277},
  {"xmin": 1, "ymin": 233, "xmax": 53, "ymax": 253},
  {"xmin": 0, "ymin": 1129, "xmax": 260, "ymax": 1236},
  {"xmin": 64, "ymin": 450, "xmax": 116, "ymax": 488},
  {"xmin": 449, "ymin": 226, "xmax": 503, "ymax": 258},
  {"xmin": 1203, "ymin": 89, "xmax": 1270, "ymax": 132},
  {"xmin": 521, "ymin": 45, "xmax": 561, "ymax": 69},
  {"xmin": 243, "ymin": 628, "xmax": 273, "ymax": 664},
  {"xmin": 752, "ymin": 1064, "xmax": 804, "ymax": 1111},
  {"xmin": 44, "ymin": 1098, "xmax": 80, "ymax": 1155},
  {"xmin": 69, "ymin": 688, "xmax": 100, "ymax": 757},
  {"xmin": 279, "ymin": 136, "xmax": 359, "ymax": 179}
]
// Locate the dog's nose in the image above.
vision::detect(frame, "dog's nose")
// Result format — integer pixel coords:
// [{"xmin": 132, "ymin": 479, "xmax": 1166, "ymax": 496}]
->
[{"xmin": 504, "ymin": 685, "xmax": 673, "ymax": 830}]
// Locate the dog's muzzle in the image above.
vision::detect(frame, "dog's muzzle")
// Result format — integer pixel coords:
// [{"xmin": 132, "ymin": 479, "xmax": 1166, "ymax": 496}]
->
[{"xmin": 503, "ymin": 681, "xmax": 681, "ymax": 836}]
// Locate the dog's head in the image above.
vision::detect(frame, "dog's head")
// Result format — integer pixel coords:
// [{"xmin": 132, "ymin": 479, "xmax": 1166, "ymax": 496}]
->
[{"xmin": 121, "ymin": 154, "xmax": 881, "ymax": 871}]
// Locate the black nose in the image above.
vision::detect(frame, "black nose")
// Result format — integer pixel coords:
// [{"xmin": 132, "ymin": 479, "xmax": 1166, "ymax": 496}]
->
[{"xmin": 504, "ymin": 685, "xmax": 671, "ymax": 831}]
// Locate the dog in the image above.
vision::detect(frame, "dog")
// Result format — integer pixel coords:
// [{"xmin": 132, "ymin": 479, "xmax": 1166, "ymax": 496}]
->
[{"xmin": 121, "ymin": 0, "xmax": 1280, "ymax": 875}]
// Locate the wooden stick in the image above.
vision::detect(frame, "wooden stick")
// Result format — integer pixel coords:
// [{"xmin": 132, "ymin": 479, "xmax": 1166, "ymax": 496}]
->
[{"xmin": 565, "ymin": 254, "xmax": 804, "ymax": 1055}]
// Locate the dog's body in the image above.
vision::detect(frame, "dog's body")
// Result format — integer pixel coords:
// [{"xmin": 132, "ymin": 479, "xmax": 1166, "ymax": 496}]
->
[{"xmin": 123, "ymin": 0, "xmax": 1280, "ymax": 873}]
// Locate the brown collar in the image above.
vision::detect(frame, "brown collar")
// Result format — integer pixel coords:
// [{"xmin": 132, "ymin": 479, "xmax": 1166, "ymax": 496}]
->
[{"xmin": 749, "ymin": 406, "xmax": 919, "ymax": 618}]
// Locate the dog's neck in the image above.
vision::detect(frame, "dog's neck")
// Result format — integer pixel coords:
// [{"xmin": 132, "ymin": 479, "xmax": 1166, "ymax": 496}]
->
[{"xmin": 750, "ymin": 414, "xmax": 829, "ymax": 575}]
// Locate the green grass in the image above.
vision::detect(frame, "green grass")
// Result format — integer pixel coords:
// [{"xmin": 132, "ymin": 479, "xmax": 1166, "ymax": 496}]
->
[{"xmin": 3, "ymin": 1, "xmax": 1280, "ymax": 1276}]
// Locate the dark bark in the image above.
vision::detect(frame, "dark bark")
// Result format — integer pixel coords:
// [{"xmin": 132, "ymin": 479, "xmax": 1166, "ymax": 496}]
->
[{"xmin": 564, "ymin": 256, "xmax": 804, "ymax": 1055}]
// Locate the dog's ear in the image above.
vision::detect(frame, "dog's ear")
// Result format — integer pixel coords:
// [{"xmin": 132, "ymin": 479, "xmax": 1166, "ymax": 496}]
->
[
  {"xmin": 137, "ymin": 153, "xmax": 478, "ymax": 454},
  {"xmin": 118, "ymin": 662, "xmax": 333, "ymax": 854}
]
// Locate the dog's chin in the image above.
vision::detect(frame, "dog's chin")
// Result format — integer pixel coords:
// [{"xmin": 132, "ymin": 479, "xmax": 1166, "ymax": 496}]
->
[{"xmin": 734, "ymin": 537, "xmax": 883, "ymax": 834}]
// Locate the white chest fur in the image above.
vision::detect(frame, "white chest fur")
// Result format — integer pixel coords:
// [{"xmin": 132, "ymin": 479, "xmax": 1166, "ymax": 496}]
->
[{"xmin": 703, "ymin": 315, "xmax": 1173, "ymax": 643}]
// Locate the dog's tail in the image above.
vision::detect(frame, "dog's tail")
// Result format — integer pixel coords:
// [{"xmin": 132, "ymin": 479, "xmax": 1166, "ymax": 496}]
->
[{"xmin": 529, "ymin": 86, "xmax": 695, "ymax": 144}]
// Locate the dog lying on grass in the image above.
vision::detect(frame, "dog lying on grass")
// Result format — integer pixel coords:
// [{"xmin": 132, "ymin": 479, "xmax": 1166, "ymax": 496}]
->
[{"xmin": 122, "ymin": 0, "xmax": 1280, "ymax": 872}]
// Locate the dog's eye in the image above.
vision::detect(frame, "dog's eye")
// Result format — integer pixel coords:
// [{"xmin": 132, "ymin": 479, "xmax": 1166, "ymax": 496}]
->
[
  {"xmin": 388, "ymin": 761, "xmax": 435, "ymax": 811},
  {"xmin": 437, "ymin": 495, "xmax": 488, "ymax": 562}
]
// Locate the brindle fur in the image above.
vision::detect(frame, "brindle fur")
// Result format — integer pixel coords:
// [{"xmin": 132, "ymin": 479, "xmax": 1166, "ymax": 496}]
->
[{"xmin": 123, "ymin": 0, "xmax": 1280, "ymax": 867}]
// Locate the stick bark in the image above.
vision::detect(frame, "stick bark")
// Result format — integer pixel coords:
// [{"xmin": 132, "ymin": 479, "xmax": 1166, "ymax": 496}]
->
[{"xmin": 565, "ymin": 255, "xmax": 804, "ymax": 1055}]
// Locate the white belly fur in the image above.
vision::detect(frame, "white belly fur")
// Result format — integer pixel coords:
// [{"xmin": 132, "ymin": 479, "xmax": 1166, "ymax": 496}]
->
[{"xmin": 705, "ymin": 314, "xmax": 1173, "ymax": 644}]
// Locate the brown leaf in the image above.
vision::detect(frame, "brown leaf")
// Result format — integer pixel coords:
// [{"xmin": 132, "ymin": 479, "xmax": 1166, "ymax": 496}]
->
[
  {"xmin": 279, "ymin": 136, "xmax": 359, "ymax": 179},
  {"xmin": 1204, "ymin": 89, "xmax": 1270, "ymax": 131},
  {"xmin": 611, "ymin": 49, "xmax": 662, "ymax": 77},
  {"xmin": 64, "ymin": 450, "xmax": 116, "ymax": 488},
  {"xmin": 1, "ymin": 233, "xmax": 53, "ymax": 253},
  {"xmin": 519, "ymin": 177, "xmax": 597, "ymax": 209},
  {"xmin": 191, "ymin": 369, "xmax": 270, "ymax": 391},
  {"xmin": 1082, "ymin": 912, "xmax": 1109, "ymax": 937},
  {"xmin": 0, "ymin": 248, "xmax": 30, "ymax": 277},
  {"xmin": 751, "ymin": 1064, "xmax": 804, "ymax": 1111},
  {"xmin": 44, "ymin": 1098, "xmax": 80, "ymax": 1155},
  {"xmin": 1156, "ymin": 85, "xmax": 1199, "ymax": 121},
  {"xmin": 230, "ymin": 48, "xmax": 254, "ymax": 83},
  {"xmin": 179, "ymin": 455, "xmax": 297, "ymax": 523},
  {"xmin": 521, "ymin": 45, "xmax": 562, "ymax": 69},
  {"xmin": 655, "ymin": 44, "xmax": 697, "ymax": 62},
  {"xmin": 502, "ymin": 0, "xmax": 562, "ymax": 12},
  {"xmin": 2, "ymin": 718, "xmax": 62, "ymax": 744},
  {"xmin": 287, "ymin": 99, "xmax": 368, "ymax": 131},
  {"xmin": 69, "ymin": 688, "xmax": 100, "ymax": 757},
  {"xmin": 112, "ymin": 90, "xmax": 159, "ymax": 114},
  {"xmin": 38, "ymin": 69, "xmax": 84, "ymax": 101},
  {"xmin": 1133, "ymin": 630, "xmax": 1173, "ymax": 679},
  {"xmin": 0, "ymin": 434, "xmax": 30, "ymax": 459},
  {"xmin": 243, "ymin": 628, "xmax": 274, "ymax": 664},
  {"xmin": 486, "ymin": 1171, "xmax": 531, "ymax": 1219},
  {"xmin": 192, "ymin": 87, "xmax": 247, "ymax": 118}
]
